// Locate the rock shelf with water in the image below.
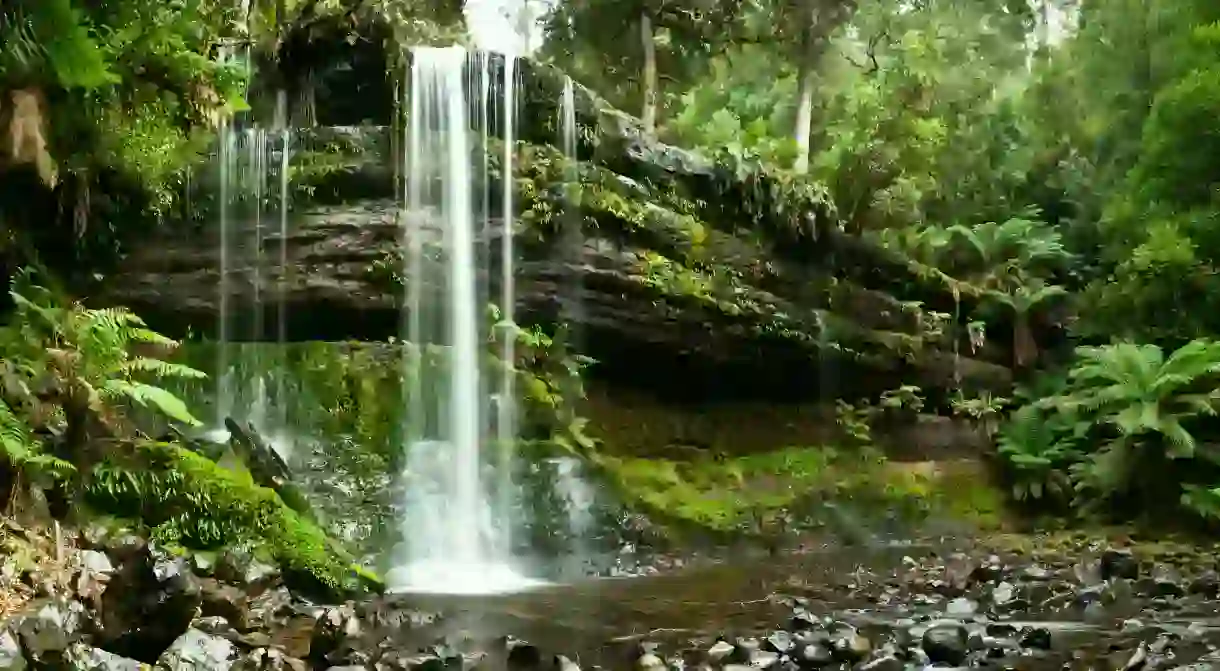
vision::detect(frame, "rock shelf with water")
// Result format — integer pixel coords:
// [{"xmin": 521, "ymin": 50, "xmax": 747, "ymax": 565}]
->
[{"xmin": 101, "ymin": 50, "xmax": 1065, "ymax": 406}]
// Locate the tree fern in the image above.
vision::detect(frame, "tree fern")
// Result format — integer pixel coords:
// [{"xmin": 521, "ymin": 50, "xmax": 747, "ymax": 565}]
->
[
  {"xmin": 1047, "ymin": 339, "xmax": 1220, "ymax": 504},
  {"xmin": 3, "ymin": 267, "xmax": 208, "ymax": 434}
]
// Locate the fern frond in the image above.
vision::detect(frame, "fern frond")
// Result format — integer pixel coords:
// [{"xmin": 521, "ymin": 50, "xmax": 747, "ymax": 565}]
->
[
  {"xmin": 121, "ymin": 358, "xmax": 207, "ymax": 380},
  {"xmin": 100, "ymin": 379, "xmax": 202, "ymax": 427},
  {"xmin": 0, "ymin": 398, "xmax": 36, "ymax": 462}
]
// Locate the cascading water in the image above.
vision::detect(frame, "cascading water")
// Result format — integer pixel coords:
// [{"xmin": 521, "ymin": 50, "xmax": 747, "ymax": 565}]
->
[
  {"xmin": 209, "ymin": 119, "xmax": 295, "ymax": 458},
  {"xmin": 559, "ymin": 77, "xmax": 584, "ymax": 347},
  {"xmin": 195, "ymin": 45, "xmax": 604, "ymax": 591},
  {"xmin": 388, "ymin": 46, "xmax": 541, "ymax": 594}
]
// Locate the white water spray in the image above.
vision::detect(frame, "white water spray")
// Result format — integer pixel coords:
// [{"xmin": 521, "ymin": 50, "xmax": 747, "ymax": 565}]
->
[{"xmin": 388, "ymin": 47, "xmax": 541, "ymax": 594}]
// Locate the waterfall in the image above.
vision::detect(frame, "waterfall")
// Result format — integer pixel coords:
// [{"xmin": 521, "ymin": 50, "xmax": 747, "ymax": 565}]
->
[
  {"xmin": 388, "ymin": 46, "xmax": 541, "ymax": 594},
  {"xmin": 200, "ymin": 44, "xmax": 600, "ymax": 592},
  {"xmin": 559, "ymin": 77, "xmax": 583, "ymax": 345},
  {"xmin": 496, "ymin": 54, "xmax": 519, "ymax": 562},
  {"xmin": 210, "ymin": 121, "xmax": 295, "ymax": 459}
]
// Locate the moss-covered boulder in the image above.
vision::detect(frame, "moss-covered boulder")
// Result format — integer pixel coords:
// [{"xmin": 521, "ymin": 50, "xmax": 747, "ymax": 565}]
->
[{"xmin": 87, "ymin": 441, "xmax": 381, "ymax": 600}]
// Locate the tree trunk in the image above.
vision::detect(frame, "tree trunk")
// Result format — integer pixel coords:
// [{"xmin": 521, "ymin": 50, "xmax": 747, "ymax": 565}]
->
[
  {"xmin": 793, "ymin": 58, "xmax": 817, "ymax": 173},
  {"xmin": 640, "ymin": 12, "xmax": 658, "ymax": 136},
  {"xmin": 1013, "ymin": 312, "xmax": 1038, "ymax": 369},
  {"xmin": 792, "ymin": 1, "xmax": 856, "ymax": 172}
]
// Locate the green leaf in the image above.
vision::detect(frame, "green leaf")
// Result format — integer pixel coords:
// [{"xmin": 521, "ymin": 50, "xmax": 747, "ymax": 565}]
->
[{"xmin": 102, "ymin": 379, "xmax": 202, "ymax": 427}]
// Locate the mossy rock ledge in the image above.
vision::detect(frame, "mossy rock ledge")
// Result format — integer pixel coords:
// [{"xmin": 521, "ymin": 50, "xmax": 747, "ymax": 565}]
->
[{"xmin": 102, "ymin": 53, "xmax": 1060, "ymax": 403}]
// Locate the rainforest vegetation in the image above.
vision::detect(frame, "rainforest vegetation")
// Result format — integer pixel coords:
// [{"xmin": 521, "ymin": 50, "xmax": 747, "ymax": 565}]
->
[{"xmin": 3, "ymin": 0, "xmax": 1220, "ymax": 565}]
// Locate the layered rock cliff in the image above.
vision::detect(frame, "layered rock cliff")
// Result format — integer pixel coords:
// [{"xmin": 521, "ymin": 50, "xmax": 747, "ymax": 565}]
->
[{"xmin": 102, "ymin": 53, "xmax": 1055, "ymax": 405}]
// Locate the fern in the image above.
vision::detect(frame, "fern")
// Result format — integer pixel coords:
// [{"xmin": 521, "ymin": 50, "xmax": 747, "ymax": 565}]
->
[
  {"xmin": 119, "ymin": 357, "xmax": 207, "ymax": 380},
  {"xmin": 101, "ymin": 380, "xmax": 202, "ymax": 427},
  {"xmin": 1035, "ymin": 339, "xmax": 1220, "ymax": 509},
  {"xmin": 0, "ymin": 398, "xmax": 35, "ymax": 463},
  {"xmin": 3, "ymin": 267, "xmax": 208, "ymax": 435}
]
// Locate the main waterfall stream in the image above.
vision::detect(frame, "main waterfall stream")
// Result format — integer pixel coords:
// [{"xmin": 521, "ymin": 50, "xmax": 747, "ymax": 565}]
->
[{"xmin": 387, "ymin": 46, "xmax": 540, "ymax": 594}]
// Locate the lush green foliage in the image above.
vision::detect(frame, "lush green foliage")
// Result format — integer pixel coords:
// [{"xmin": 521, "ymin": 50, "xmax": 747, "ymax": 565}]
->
[
  {"xmin": 0, "ymin": 269, "xmax": 206, "ymax": 492},
  {"xmin": 0, "ymin": 270, "xmax": 372, "ymax": 593},
  {"xmin": 998, "ymin": 340, "xmax": 1220, "ymax": 522},
  {"xmin": 8, "ymin": 0, "xmax": 1220, "ymax": 536}
]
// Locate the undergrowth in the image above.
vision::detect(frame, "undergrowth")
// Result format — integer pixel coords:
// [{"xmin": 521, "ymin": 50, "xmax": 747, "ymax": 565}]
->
[
  {"xmin": 88, "ymin": 442, "xmax": 373, "ymax": 597},
  {"xmin": 0, "ymin": 267, "xmax": 374, "ymax": 597}
]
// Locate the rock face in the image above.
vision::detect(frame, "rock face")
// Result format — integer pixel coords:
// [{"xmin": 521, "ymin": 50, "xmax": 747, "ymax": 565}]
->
[{"xmin": 102, "ymin": 56, "xmax": 1052, "ymax": 403}]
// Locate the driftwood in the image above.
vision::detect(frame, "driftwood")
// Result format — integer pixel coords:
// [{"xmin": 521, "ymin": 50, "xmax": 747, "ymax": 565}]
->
[{"xmin": 222, "ymin": 417, "xmax": 316, "ymax": 521}]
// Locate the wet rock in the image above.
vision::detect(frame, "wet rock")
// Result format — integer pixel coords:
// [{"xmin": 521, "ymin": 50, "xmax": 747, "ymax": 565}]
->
[
  {"xmin": 74, "ymin": 549, "xmax": 115, "ymax": 603},
  {"xmin": 1101, "ymin": 549, "xmax": 1140, "ymax": 581},
  {"xmin": 267, "ymin": 616, "xmax": 316, "ymax": 659},
  {"xmin": 706, "ymin": 641, "xmax": 736, "ymax": 664},
  {"xmin": 1019, "ymin": 627, "xmax": 1052, "ymax": 651},
  {"xmin": 752, "ymin": 650, "xmax": 780, "ymax": 669},
  {"xmin": 244, "ymin": 586, "xmax": 294, "ymax": 632},
  {"xmin": 856, "ymin": 654, "xmax": 902, "ymax": 671},
  {"xmin": 764, "ymin": 631, "xmax": 794, "ymax": 655},
  {"xmin": 1124, "ymin": 642, "xmax": 1149, "ymax": 671},
  {"xmin": 0, "ymin": 629, "xmax": 26, "ymax": 671},
  {"xmin": 13, "ymin": 597, "xmax": 87, "ymax": 660},
  {"xmin": 1148, "ymin": 564, "xmax": 1185, "ymax": 598},
  {"xmin": 193, "ymin": 617, "xmax": 238, "ymax": 640},
  {"xmin": 1083, "ymin": 600, "xmax": 1108, "ymax": 624},
  {"xmin": 1075, "ymin": 559, "xmax": 1104, "ymax": 586},
  {"xmin": 199, "ymin": 579, "xmax": 247, "ymax": 627},
  {"xmin": 102, "ymin": 534, "xmax": 147, "ymax": 563},
  {"xmin": 507, "ymin": 641, "xmax": 543, "ymax": 671},
  {"xmin": 215, "ymin": 547, "xmax": 278, "ymax": 592},
  {"xmin": 1022, "ymin": 565, "xmax": 1052, "ymax": 581},
  {"xmin": 969, "ymin": 556, "xmax": 1003, "ymax": 585},
  {"xmin": 921, "ymin": 622, "xmax": 968, "ymax": 666},
  {"xmin": 733, "ymin": 637, "xmax": 761, "ymax": 659},
  {"xmin": 635, "ymin": 653, "xmax": 666, "ymax": 671},
  {"xmin": 97, "ymin": 543, "xmax": 202, "ymax": 662},
  {"xmin": 64, "ymin": 643, "xmax": 142, "ymax": 671},
  {"xmin": 945, "ymin": 597, "xmax": 977, "ymax": 616},
  {"xmin": 992, "ymin": 581, "xmax": 1014, "ymax": 605},
  {"xmin": 311, "ymin": 604, "xmax": 362, "ymax": 665},
  {"xmin": 158, "ymin": 628, "xmax": 238, "ymax": 671},
  {"xmin": 985, "ymin": 623, "xmax": 1017, "ymax": 638},
  {"xmin": 1189, "ymin": 570, "xmax": 1220, "ymax": 597},
  {"xmin": 191, "ymin": 552, "xmax": 217, "ymax": 577},
  {"xmin": 829, "ymin": 627, "xmax": 870, "ymax": 663},
  {"xmin": 789, "ymin": 611, "xmax": 819, "ymax": 632},
  {"xmin": 793, "ymin": 642, "xmax": 834, "ymax": 668},
  {"xmin": 234, "ymin": 648, "xmax": 307, "ymax": 671}
]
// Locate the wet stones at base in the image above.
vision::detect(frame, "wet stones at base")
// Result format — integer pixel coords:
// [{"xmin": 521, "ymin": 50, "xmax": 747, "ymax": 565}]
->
[{"xmin": 6, "ymin": 521, "xmax": 1220, "ymax": 671}]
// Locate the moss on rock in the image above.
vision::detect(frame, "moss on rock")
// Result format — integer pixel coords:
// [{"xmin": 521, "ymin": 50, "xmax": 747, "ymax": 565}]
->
[
  {"xmin": 594, "ymin": 446, "xmax": 1007, "ymax": 537},
  {"xmin": 88, "ymin": 441, "xmax": 380, "ymax": 599}
]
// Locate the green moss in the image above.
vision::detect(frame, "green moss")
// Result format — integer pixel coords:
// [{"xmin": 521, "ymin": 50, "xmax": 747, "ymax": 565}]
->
[
  {"xmin": 595, "ymin": 446, "xmax": 1007, "ymax": 535},
  {"xmin": 870, "ymin": 460, "xmax": 1008, "ymax": 530},
  {"xmin": 88, "ymin": 442, "xmax": 380, "ymax": 599}
]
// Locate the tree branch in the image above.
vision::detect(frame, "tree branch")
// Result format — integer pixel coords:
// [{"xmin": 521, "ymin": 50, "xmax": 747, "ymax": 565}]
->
[{"xmin": 844, "ymin": 28, "xmax": 888, "ymax": 75}]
